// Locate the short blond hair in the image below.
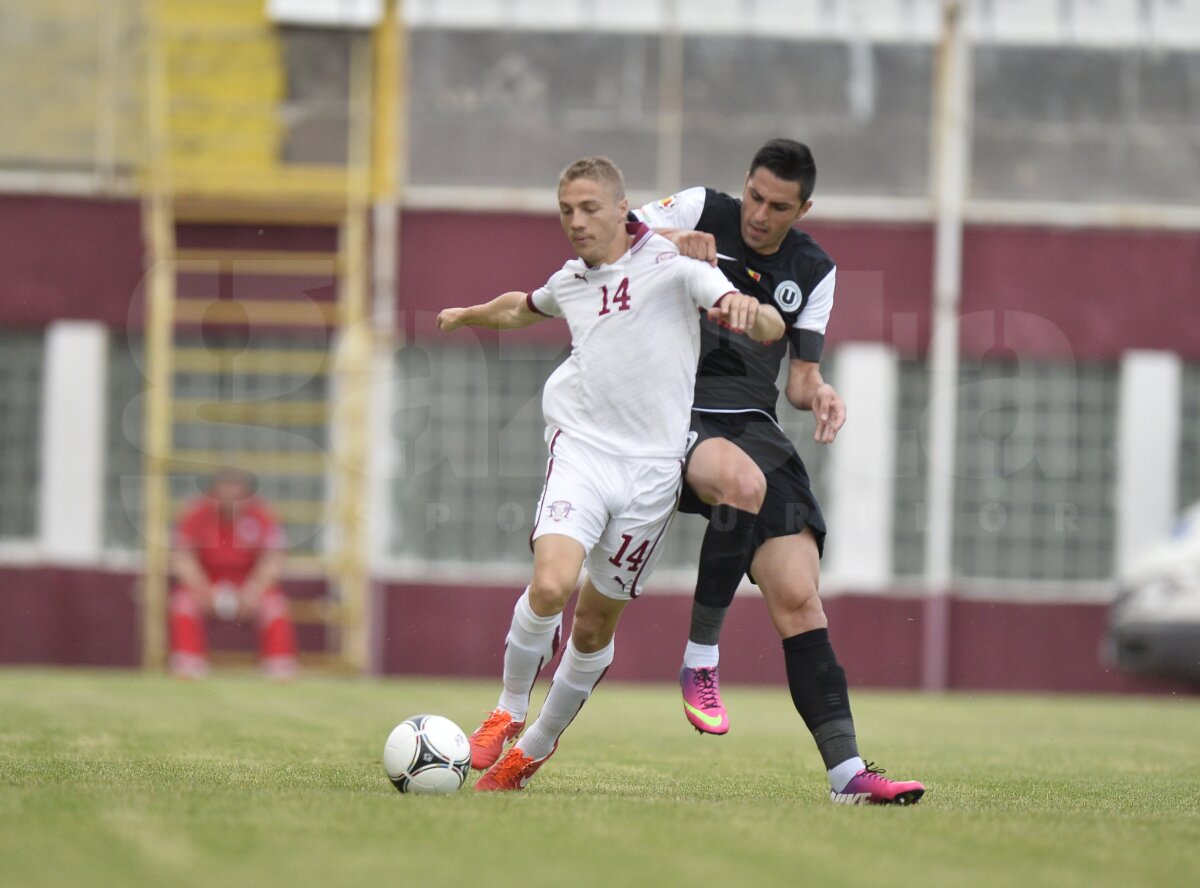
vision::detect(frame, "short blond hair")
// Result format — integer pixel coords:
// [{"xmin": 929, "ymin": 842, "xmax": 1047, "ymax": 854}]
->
[{"xmin": 557, "ymin": 155, "xmax": 626, "ymax": 201}]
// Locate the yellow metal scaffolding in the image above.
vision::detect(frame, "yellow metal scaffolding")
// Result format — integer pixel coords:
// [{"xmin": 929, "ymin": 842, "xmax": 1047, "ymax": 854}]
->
[{"xmin": 139, "ymin": 0, "xmax": 400, "ymax": 673}]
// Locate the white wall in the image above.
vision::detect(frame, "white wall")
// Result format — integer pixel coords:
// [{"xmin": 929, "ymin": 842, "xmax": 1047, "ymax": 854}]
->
[
  {"xmin": 825, "ymin": 342, "xmax": 898, "ymax": 590},
  {"xmin": 37, "ymin": 321, "xmax": 108, "ymax": 562},
  {"xmin": 1116, "ymin": 350, "xmax": 1182, "ymax": 578}
]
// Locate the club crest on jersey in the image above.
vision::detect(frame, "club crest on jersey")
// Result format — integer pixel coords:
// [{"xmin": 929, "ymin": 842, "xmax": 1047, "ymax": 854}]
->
[
  {"xmin": 235, "ymin": 516, "xmax": 262, "ymax": 544},
  {"xmin": 656, "ymin": 195, "xmax": 676, "ymax": 209},
  {"xmin": 546, "ymin": 500, "xmax": 574, "ymax": 521},
  {"xmin": 773, "ymin": 280, "xmax": 802, "ymax": 312}
]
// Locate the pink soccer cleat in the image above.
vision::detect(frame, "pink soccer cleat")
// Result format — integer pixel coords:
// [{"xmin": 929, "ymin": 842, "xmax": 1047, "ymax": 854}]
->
[
  {"xmin": 468, "ymin": 709, "xmax": 525, "ymax": 770},
  {"xmin": 830, "ymin": 762, "xmax": 925, "ymax": 806},
  {"xmin": 680, "ymin": 665, "xmax": 730, "ymax": 735}
]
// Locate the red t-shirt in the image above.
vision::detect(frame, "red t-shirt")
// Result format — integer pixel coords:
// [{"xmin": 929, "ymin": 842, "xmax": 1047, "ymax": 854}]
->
[{"xmin": 174, "ymin": 497, "xmax": 286, "ymax": 584}]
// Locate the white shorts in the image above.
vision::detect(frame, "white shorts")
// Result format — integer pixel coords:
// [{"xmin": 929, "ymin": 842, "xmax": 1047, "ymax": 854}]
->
[{"xmin": 530, "ymin": 430, "xmax": 683, "ymax": 600}]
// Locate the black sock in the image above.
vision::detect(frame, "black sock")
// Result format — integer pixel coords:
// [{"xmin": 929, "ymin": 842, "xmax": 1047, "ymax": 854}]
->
[
  {"xmin": 811, "ymin": 718, "xmax": 859, "ymax": 772},
  {"xmin": 782, "ymin": 628, "xmax": 860, "ymax": 769},
  {"xmin": 688, "ymin": 602, "xmax": 727, "ymax": 646},
  {"xmin": 693, "ymin": 505, "xmax": 757, "ymax": 612}
]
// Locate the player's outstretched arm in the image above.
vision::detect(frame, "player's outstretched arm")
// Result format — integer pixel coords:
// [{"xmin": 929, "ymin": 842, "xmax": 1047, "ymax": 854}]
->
[
  {"xmin": 437, "ymin": 291, "xmax": 545, "ymax": 332},
  {"xmin": 786, "ymin": 358, "xmax": 846, "ymax": 444},
  {"xmin": 707, "ymin": 293, "xmax": 785, "ymax": 343}
]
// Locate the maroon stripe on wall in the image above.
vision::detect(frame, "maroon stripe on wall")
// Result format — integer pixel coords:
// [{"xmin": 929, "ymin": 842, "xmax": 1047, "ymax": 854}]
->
[
  {"xmin": 0, "ymin": 565, "xmax": 1191, "ymax": 693},
  {"xmin": 804, "ymin": 221, "xmax": 935, "ymax": 358},
  {"xmin": 400, "ymin": 215, "xmax": 939, "ymax": 353},
  {"xmin": 0, "ymin": 566, "xmax": 140, "ymax": 667},
  {"xmin": 379, "ymin": 587, "xmax": 929, "ymax": 688},
  {"xmin": 0, "ymin": 567, "xmax": 331, "ymax": 668},
  {"xmin": 375, "ymin": 581, "xmax": 1190, "ymax": 695},
  {"xmin": 4, "ymin": 195, "xmax": 1200, "ymax": 361},
  {"xmin": 175, "ymin": 223, "xmax": 338, "ymax": 252},
  {"xmin": 0, "ymin": 195, "xmax": 144, "ymax": 328},
  {"xmin": 961, "ymin": 225, "xmax": 1200, "ymax": 361},
  {"xmin": 944, "ymin": 598, "xmax": 1173, "ymax": 693},
  {"xmin": 399, "ymin": 209, "xmax": 574, "ymax": 347}
]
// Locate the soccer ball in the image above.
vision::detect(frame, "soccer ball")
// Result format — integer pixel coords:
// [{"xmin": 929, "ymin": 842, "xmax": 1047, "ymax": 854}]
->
[{"xmin": 383, "ymin": 715, "xmax": 471, "ymax": 795}]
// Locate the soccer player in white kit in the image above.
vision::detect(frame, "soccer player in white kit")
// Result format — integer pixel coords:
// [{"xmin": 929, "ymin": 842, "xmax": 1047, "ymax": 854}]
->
[{"xmin": 436, "ymin": 156, "xmax": 784, "ymax": 791}]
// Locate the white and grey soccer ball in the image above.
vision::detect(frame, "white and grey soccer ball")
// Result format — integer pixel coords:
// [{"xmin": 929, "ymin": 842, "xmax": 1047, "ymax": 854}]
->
[{"xmin": 383, "ymin": 715, "xmax": 471, "ymax": 795}]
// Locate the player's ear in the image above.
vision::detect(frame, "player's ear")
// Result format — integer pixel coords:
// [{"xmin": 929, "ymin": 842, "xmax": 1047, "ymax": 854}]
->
[
  {"xmin": 796, "ymin": 199, "xmax": 813, "ymax": 221},
  {"xmin": 618, "ymin": 196, "xmax": 629, "ymax": 217}
]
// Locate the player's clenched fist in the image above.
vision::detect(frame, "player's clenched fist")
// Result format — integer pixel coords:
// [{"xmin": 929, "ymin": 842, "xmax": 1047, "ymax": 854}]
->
[
  {"xmin": 707, "ymin": 291, "xmax": 759, "ymax": 334},
  {"xmin": 436, "ymin": 308, "xmax": 467, "ymax": 331},
  {"xmin": 674, "ymin": 230, "xmax": 717, "ymax": 265}
]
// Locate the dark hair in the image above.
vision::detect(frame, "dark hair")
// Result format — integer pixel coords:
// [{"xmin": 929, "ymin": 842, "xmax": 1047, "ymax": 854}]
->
[
  {"xmin": 208, "ymin": 466, "xmax": 257, "ymax": 495},
  {"xmin": 749, "ymin": 138, "xmax": 817, "ymax": 203}
]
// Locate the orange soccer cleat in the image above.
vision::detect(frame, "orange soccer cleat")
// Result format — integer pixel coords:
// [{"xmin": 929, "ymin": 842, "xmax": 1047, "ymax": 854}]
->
[
  {"xmin": 474, "ymin": 744, "xmax": 557, "ymax": 792},
  {"xmin": 468, "ymin": 709, "xmax": 525, "ymax": 770}
]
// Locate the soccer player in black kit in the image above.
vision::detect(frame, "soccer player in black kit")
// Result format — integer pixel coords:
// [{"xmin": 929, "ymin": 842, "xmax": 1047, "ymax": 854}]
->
[{"xmin": 634, "ymin": 138, "xmax": 924, "ymax": 804}]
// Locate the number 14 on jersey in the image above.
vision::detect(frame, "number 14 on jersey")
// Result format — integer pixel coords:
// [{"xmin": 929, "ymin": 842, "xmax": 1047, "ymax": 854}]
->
[{"xmin": 598, "ymin": 277, "xmax": 631, "ymax": 316}]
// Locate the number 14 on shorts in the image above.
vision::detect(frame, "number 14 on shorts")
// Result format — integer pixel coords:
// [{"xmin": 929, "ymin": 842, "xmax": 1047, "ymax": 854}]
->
[{"xmin": 608, "ymin": 533, "xmax": 649, "ymax": 571}]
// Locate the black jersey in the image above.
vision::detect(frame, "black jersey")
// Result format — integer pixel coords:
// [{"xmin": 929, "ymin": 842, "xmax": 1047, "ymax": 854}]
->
[{"xmin": 635, "ymin": 187, "xmax": 836, "ymax": 413}]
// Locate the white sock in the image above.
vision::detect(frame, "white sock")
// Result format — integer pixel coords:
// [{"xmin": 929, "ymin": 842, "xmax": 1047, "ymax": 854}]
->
[
  {"xmin": 496, "ymin": 588, "xmax": 562, "ymax": 721},
  {"xmin": 683, "ymin": 641, "xmax": 720, "ymax": 669},
  {"xmin": 518, "ymin": 636, "xmax": 615, "ymax": 760},
  {"xmin": 828, "ymin": 756, "xmax": 866, "ymax": 792}
]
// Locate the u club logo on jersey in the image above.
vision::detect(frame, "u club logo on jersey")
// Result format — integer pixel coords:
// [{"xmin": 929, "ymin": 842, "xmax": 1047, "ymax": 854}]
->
[{"xmin": 773, "ymin": 280, "xmax": 802, "ymax": 312}]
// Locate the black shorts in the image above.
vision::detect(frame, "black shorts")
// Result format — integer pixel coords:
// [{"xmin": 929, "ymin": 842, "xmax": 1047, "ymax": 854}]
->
[{"xmin": 680, "ymin": 409, "xmax": 827, "ymax": 558}]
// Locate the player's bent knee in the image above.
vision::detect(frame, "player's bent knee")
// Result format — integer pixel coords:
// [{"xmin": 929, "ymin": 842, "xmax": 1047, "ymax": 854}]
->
[
  {"xmin": 527, "ymin": 576, "xmax": 575, "ymax": 615},
  {"xmin": 774, "ymin": 587, "xmax": 827, "ymax": 635},
  {"xmin": 727, "ymin": 466, "xmax": 767, "ymax": 512},
  {"xmin": 569, "ymin": 612, "xmax": 615, "ymax": 653},
  {"xmin": 796, "ymin": 588, "xmax": 826, "ymax": 618},
  {"xmin": 570, "ymin": 588, "xmax": 622, "ymax": 652}
]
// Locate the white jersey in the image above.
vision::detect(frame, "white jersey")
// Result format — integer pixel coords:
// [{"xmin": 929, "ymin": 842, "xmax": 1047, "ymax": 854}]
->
[{"xmin": 527, "ymin": 221, "xmax": 737, "ymax": 459}]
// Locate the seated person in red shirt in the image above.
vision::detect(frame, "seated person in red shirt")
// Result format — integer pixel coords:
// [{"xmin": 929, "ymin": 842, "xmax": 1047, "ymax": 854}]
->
[{"xmin": 168, "ymin": 467, "xmax": 298, "ymax": 679}]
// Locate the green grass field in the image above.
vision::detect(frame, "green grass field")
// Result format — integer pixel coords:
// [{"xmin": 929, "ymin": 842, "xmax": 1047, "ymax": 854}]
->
[{"xmin": 1, "ymin": 669, "xmax": 1198, "ymax": 888}]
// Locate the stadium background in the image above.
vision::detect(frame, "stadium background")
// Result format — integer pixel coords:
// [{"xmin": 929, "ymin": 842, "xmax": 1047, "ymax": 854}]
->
[{"xmin": 1, "ymin": 0, "xmax": 1198, "ymax": 692}]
